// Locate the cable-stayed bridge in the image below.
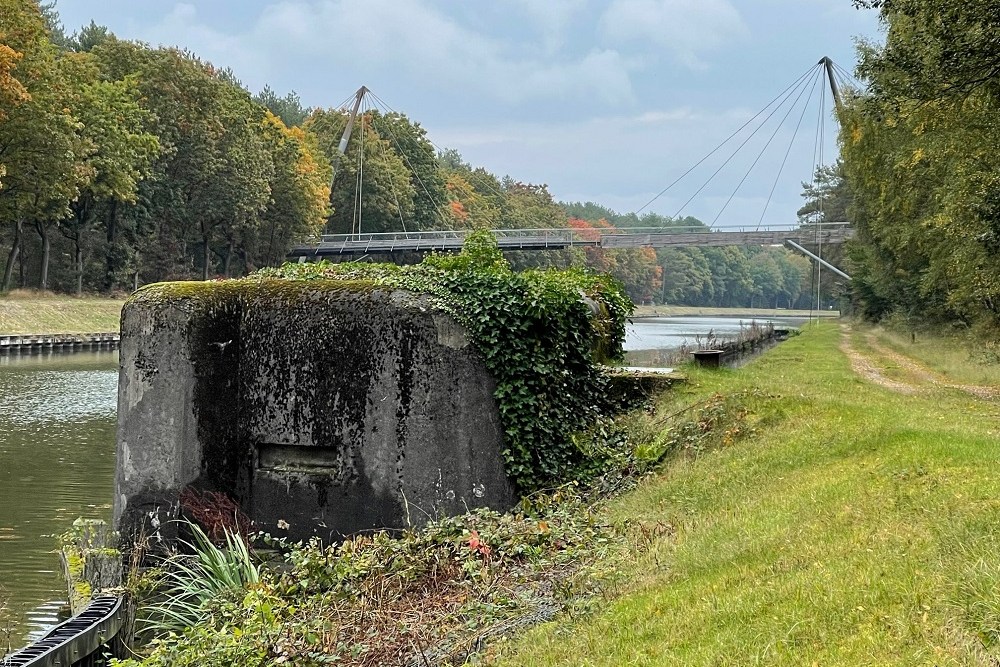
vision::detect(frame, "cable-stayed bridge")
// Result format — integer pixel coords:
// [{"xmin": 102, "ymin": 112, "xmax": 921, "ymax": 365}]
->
[
  {"xmin": 289, "ymin": 223, "xmax": 853, "ymax": 258},
  {"xmin": 292, "ymin": 57, "xmax": 859, "ymax": 279}
]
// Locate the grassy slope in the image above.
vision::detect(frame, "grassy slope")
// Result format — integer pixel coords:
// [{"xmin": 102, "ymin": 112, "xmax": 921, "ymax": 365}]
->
[
  {"xmin": 0, "ymin": 294, "xmax": 126, "ymax": 334},
  {"xmin": 496, "ymin": 323, "xmax": 1000, "ymax": 665}
]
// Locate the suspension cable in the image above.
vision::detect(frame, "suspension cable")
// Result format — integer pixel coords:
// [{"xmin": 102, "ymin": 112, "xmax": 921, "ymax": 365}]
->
[
  {"xmin": 670, "ymin": 63, "xmax": 822, "ymax": 223},
  {"xmin": 352, "ymin": 102, "xmax": 365, "ymax": 236},
  {"xmin": 636, "ymin": 63, "xmax": 820, "ymax": 216},
  {"xmin": 756, "ymin": 69, "xmax": 823, "ymax": 230},
  {"xmin": 367, "ymin": 91, "xmax": 454, "ymax": 227},
  {"xmin": 710, "ymin": 67, "xmax": 822, "ymax": 228}
]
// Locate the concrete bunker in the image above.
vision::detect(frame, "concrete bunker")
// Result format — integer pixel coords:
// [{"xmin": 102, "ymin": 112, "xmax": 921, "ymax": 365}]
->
[{"xmin": 115, "ymin": 279, "xmax": 516, "ymax": 543}]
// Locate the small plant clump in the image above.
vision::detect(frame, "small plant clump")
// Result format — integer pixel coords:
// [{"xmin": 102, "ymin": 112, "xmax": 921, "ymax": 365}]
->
[{"xmin": 255, "ymin": 230, "xmax": 634, "ymax": 491}]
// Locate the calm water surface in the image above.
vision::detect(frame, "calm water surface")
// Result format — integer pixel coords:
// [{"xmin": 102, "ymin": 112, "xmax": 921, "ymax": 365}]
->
[
  {"xmin": 0, "ymin": 351, "xmax": 118, "ymax": 650},
  {"xmin": 624, "ymin": 315, "xmax": 809, "ymax": 366}
]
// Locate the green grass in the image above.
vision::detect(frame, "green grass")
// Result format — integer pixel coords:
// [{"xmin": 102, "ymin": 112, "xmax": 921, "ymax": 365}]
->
[
  {"xmin": 867, "ymin": 325, "xmax": 1000, "ymax": 387},
  {"xmin": 0, "ymin": 292, "xmax": 125, "ymax": 334},
  {"xmin": 492, "ymin": 322, "xmax": 1000, "ymax": 665}
]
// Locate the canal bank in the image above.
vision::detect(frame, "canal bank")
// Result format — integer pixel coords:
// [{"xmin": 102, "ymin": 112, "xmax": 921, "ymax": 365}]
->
[
  {"xmin": 96, "ymin": 322, "xmax": 1000, "ymax": 665},
  {"xmin": 0, "ymin": 295, "xmax": 125, "ymax": 336},
  {"xmin": 494, "ymin": 323, "xmax": 1000, "ymax": 665},
  {"xmin": 0, "ymin": 314, "xmax": 799, "ymax": 652}
]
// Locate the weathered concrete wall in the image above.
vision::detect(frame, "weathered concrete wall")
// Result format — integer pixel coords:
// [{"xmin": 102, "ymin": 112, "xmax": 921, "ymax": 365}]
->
[{"xmin": 116, "ymin": 280, "xmax": 515, "ymax": 543}]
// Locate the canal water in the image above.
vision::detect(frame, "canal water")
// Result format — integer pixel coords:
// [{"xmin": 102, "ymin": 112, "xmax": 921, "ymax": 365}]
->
[
  {"xmin": 624, "ymin": 315, "xmax": 809, "ymax": 367},
  {"xmin": 0, "ymin": 315, "xmax": 809, "ymax": 652},
  {"xmin": 0, "ymin": 351, "xmax": 118, "ymax": 651}
]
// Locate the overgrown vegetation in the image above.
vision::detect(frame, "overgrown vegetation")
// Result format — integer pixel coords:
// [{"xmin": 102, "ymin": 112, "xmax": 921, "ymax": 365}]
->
[
  {"xmin": 117, "ymin": 322, "xmax": 1000, "ymax": 664},
  {"xmin": 140, "ymin": 523, "xmax": 260, "ymax": 637},
  {"xmin": 116, "ymin": 494, "xmax": 626, "ymax": 667},
  {"xmin": 115, "ymin": 366, "xmax": 766, "ymax": 666},
  {"xmin": 841, "ymin": 0, "xmax": 1000, "ymax": 331},
  {"xmin": 257, "ymin": 230, "xmax": 633, "ymax": 492},
  {"xmin": 0, "ymin": 587, "xmax": 13, "ymax": 658}
]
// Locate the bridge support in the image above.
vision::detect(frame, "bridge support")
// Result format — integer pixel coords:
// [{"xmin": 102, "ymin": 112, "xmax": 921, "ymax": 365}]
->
[{"xmin": 783, "ymin": 239, "xmax": 852, "ymax": 281}]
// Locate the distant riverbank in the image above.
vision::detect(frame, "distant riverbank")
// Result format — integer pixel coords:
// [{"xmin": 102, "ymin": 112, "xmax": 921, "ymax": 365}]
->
[
  {"xmin": 0, "ymin": 292, "xmax": 125, "ymax": 334},
  {"xmin": 632, "ymin": 305, "xmax": 840, "ymax": 319}
]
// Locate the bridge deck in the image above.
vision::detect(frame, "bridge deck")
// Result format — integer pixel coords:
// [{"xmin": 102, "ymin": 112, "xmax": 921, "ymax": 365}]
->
[{"xmin": 288, "ymin": 225, "xmax": 853, "ymax": 258}]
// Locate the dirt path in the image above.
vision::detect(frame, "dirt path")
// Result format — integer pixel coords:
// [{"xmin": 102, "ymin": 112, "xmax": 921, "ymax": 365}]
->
[
  {"xmin": 840, "ymin": 326, "xmax": 999, "ymax": 399},
  {"xmin": 840, "ymin": 327, "xmax": 922, "ymax": 395}
]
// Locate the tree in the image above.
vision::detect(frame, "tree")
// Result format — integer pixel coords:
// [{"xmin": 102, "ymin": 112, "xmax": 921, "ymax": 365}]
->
[
  {"xmin": 797, "ymin": 161, "xmax": 851, "ymax": 226},
  {"xmin": 57, "ymin": 52, "xmax": 159, "ymax": 293},
  {"xmin": 243, "ymin": 112, "xmax": 330, "ymax": 270},
  {"xmin": 0, "ymin": 0, "xmax": 83, "ymax": 291},
  {"xmin": 854, "ymin": 0, "xmax": 1000, "ymax": 104},
  {"xmin": 253, "ymin": 85, "xmax": 310, "ymax": 128},
  {"xmin": 840, "ymin": 0, "xmax": 1000, "ymax": 325},
  {"xmin": 305, "ymin": 108, "xmax": 415, "ymax": 235},
  {"xmin": 69, "ymin": 21, "xmax": 111, "ymax": 53},
  {"xmin": 443, "ymin": 172, "xmax": 499, "ymax": 228},
  {"xmin": 369, "ymin": 111, "xmax": 449, "ymax": 230},
  {"xmin": 748, "ymin": 251, "xmax": 784, "ymax": 309}
]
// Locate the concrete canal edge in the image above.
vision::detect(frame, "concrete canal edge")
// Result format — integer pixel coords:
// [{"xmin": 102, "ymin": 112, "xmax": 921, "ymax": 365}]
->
[{"xmin": 0, "ymin": 333, "xmax": 120, "ymax": 354}]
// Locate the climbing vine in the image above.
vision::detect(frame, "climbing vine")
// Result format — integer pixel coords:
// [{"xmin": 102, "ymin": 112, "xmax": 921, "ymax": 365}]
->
[{"xmin": 255, "ymin": 230, "xmax": 633, "ymax": 491}]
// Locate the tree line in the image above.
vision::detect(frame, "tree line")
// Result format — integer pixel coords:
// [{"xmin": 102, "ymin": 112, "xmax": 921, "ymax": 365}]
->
[
  {"xmin": 0, "ymin": 0, "xmax": 832, "ymax": 309},
  {"xmin": 840, "ymin": 0, "xmax": 1000, "ymax": 332}
]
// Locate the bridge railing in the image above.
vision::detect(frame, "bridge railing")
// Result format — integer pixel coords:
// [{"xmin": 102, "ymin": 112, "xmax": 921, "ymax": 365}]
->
[{"xmin": 309, "ymin": 222, "xmax": 853, "ymax": 246}]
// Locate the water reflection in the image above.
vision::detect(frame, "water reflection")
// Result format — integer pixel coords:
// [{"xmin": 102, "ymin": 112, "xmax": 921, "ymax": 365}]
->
[
  {"xmin": 0, "ymin": 351, "xmax": 118, "ymax": 649},
  {"xmin": 624, "ymin": 315, "xmax": 808, "ymax": 366}
]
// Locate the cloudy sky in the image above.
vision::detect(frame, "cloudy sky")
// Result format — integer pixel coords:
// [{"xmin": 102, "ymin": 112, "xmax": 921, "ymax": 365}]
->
[{"xmin": 54, "ymin": 1, "xmax": 881, "ymax": 227}]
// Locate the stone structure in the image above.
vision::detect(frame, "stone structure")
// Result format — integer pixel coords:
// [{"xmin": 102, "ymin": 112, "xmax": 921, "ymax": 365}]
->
[{"xmin": 115, "ymin": 279, "xmax": 515, "ymax": 543}]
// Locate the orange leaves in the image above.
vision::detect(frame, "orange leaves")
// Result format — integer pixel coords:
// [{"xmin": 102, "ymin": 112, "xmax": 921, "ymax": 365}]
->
[
  {"xmin": 449, "ymin": 200, "xmax": 469, "ymax": 223},
  {"xmin": 467, "ymin": 529, "xmax": 492, "ymax": 558},
  {"xmin": 0, "ymin": 43, "xmax": 30, "ymax": 121}
]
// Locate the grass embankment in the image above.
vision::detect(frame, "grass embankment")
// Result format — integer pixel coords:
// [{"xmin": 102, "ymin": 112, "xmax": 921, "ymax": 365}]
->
[
  {"xmin": 495, "ymin": 322, "xmax": 1000, "ymax": 665},
  {"xmin": 632, "ymin": 305, "xmax": 840, "ymax": 318},
  {"xmin": 0, "ymin": 291, "xmax": 125, "ymax": 334}
]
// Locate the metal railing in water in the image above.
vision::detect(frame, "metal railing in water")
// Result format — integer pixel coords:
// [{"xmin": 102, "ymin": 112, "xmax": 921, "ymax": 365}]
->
[{"xmin": 2, "ymin": 597, "xmax": 124, "ymax": 667}]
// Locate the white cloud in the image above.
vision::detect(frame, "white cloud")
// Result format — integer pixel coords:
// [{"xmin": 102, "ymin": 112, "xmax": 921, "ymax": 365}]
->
[
  {"xmin": 599, "ymin": 0, "xmax": 749, "ymax": 69},
  {"xmin": 138, "ymin": 0, "xmax": 637, "ymax": 107},
  {"xmin": 635, "ymin": 108, "xmax": 698, "ymax": 123},
  {"xmin": 509, "ymin": 0, "xmax": 588, "ymax": 53}
]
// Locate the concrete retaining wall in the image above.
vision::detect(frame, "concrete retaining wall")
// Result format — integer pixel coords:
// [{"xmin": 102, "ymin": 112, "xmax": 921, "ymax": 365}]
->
[
  {"xmin": 0, "ymin": 333, "xmax": 119, "ymax": 354},
  {"xmin": 115, "ymin": 279, "xmax": 515, "ymax": 543}
]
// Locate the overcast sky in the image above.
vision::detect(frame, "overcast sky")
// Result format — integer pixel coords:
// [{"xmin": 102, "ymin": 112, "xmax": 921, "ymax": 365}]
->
[{"xmin": 53, "ymin": 1, "xmax": 882, "ymax": 227}]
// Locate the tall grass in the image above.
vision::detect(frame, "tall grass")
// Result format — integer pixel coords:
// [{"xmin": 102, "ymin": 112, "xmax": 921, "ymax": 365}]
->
[{"xmin": 141, "ymin": 522, "xmax": 260, "ymax": 635}]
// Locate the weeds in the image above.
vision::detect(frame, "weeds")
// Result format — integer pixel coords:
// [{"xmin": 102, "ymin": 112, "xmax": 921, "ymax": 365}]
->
[
  {"xmin": 116, "ymin": 493, "xmax": 628, "ymax": 667},
  {"xmin": 138, "ymin": 523, "xmax": 260, "ymax": 637},
  {"xmin": 0, "ymin": 587, "xmax": 15, "ymax": 659},
  {"xmin": 117, "ymin": 332, "xmax": 779, "ymax": 665}
]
